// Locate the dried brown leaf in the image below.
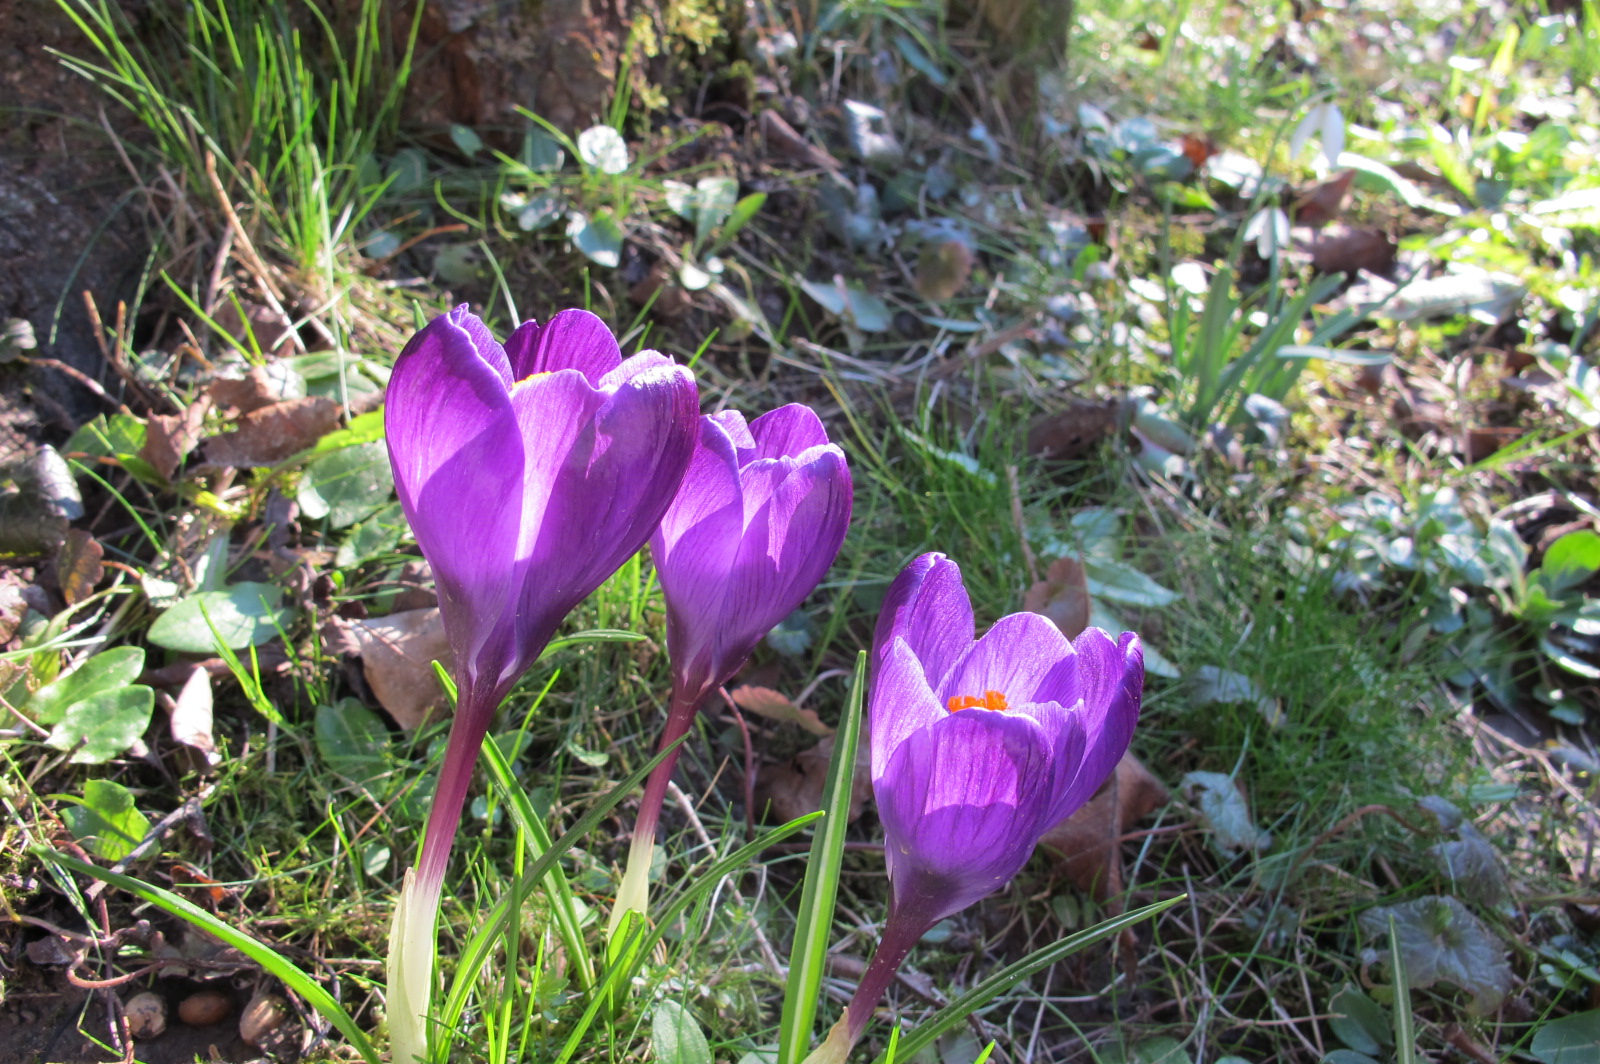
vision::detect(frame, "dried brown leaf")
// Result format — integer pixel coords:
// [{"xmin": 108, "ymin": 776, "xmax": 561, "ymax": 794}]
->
[
  {"xmin": 754, "ymin": 734, "xmax": 872, "ymax": 825},
  {"xmin": 203, "ymin": 396, "xmax": 338, "ymax": 468},
  {"xmin": 1027, "ymin": 399, "xmax": 1124, "ymax": 461},
  {"xmin": 1291, "ymin": 169, "xmax": 1356, "ymax": 227},
  {"xmin": 340, "ymin": 607, "xmax": 454, "ymax": 729},
  {"xmin": 1297, "ymin": 223, "xmax": 1397, "ymax": 277},
  {"xmin": 210, "ymin": 365, "xmax": 303, "ymax": 414},
  {"xmin": 168, "ymin": 666, "xmax": 220, "ymax": 768},
  {"xmin": 729, "ymin": 684, "xmax": 833, "ymax": 737},
  {"xmin": 140, "ymin": 400, "xmax": 210, "ymax": 481},
  {"xmin": 56, "ymin": 528, "xmax": 104, "ymax": 606},
  {"xmin": 1039, "ymin": 753, "xmax": 1169, "ymax": 900},
  {"xmin": 1023, "ymin": 555, "xmax": 1091, "ymax": 640}
]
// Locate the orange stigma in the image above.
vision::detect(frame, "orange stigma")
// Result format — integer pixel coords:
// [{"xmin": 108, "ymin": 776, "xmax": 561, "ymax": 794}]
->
[{"xmin": 946, "ymin": 689, "xmax": 1009, "ymax": 713}]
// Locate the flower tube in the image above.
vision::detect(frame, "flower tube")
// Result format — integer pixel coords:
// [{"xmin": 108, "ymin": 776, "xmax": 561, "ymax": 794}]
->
[
  {"xmin": 816, "ymin": 552, "xmax": 1143, "ymax": 1056},
  {"xmin": 611, "ymin": 405, "xmax": 851, "ymax": 931},
  {"xmin": 384, "ymin": 306, "xmax": 699, "ymax": 1062}
]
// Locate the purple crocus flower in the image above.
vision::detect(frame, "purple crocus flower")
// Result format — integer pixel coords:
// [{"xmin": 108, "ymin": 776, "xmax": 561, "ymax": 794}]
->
[
  {"xmin": 384, "ymin": 306, "xmax": 698, "ymax": 1062},
  {"xmin": 834, "ymin": 551, "xmax": 1143, "ymax": 1048},
  {"xmin": 612, "ymin": 405, "xmax": 851, "ymax": 929}
]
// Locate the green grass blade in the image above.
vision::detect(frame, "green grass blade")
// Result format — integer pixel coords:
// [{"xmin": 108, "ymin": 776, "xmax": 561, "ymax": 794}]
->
[
  {"xmin": 480, "ymin": 738, "xmax": 596, "ymax": 990},
  {"xmin": 42, "ymin": 851, "xmax": 381, "ymax": 1064},
  {"xmin": 431, "ymin": 733, "xmax": 691, "ymax": 1062},
  {"xmin": 868, "ymin": 895, "xmax": 1186, "ymax": 1064},
  {"xmin": 1388, "ymin": 915, "xmax": 1416, "ymax": 1064},
  {"xmin": 777, "ymin": 649, "xmax": 867, "ymax": 1064}
]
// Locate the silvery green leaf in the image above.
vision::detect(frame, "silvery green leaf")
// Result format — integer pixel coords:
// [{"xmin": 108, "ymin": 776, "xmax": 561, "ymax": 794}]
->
[
  {"xmin": 449, "ymin": 124, "xmax": 483, "ymax": 157},
  {"xmin": 364, "ymin": 230, "xmax": 401, "ymax": 259},
  {"xmin": 385, "ymin": 148, "xmax": 428, "ymax": 193},
  {"xmin": 516, "ymin": 195, "xmax": 564, "ymax": 232},
  {"xmin": 1530, "ymin": 1010, "xmax": 1600, "ymax": 1064},
  {"xmin": 1082, "ymin": 556, "xmax": 1179, "ymax": 608},
  {"xmin": 1180, "ymin": 771, "xmax": 1272, "ymax": 854},
  {"xmin": 523, "ymin": 128, "xmax": 566, "ymax": 172},
  {"xmin": 1089, "ymin": 601, "xmax": 1180, "ymax": 678},
  {"xmin": 567, "ymin": 211, "xmax": 623, "ymax": 268},
  {"xmin": 1191, "ymin": 665, "xmax": 1283, "ymax": 727},
  {"xmin": 433, "ymin": 244, "xmax": 484, "ymax": 286},
  {"xmin": 663, "ymin": 180, "xmax": 695, "ymax": 220},
  {"xmin": 653, "ymin": 1001, "xmax": 712, "ymax": 1064},
  {"xmin": 1328, "ymin": 985, "xmax": 1392, "ymax": 1055},
  {"xmin": 1359, "ymin": 896, "xmax": 1512, "ymax": 1013},
  {"xmin": 577, "ymin": 125, "xmax": 629, "ymax": 174},
  {"xmin": 842, "ymin": 99, "xmax": 902, "ymax": 165},
  {"xmin": 693, "ymin": 175, "xmax": 738, "ymax": 243}
]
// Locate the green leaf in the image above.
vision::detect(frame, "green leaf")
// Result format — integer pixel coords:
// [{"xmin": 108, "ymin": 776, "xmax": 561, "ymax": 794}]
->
[
  {"xmin": 46, "ymin": 684, "xmax": 153, "ymax": 763},
  {"xmin": 314, "ymin": 699, "xmax": 390, "ymax": 785},
  {"xmin": 1328, "ymin": 985, "xmax": 1392, "ymax": 1055},
  {"xmin": 26, "ymin": 646, "xmax": 144, "ymax": 725},
  {"xmin": 336, "ymin": 501, "xmax": 408, "ymax": 568},
  {"xmin": 42, "ymin": 851, "xmax": 380, "ymax": 1064},
  {"xmin": 568, "ymin": 211, "xmax": 624, "ymax": 268},
  {"xmin": 305, "ymin": 409, "xmax": 386, "ymax": 456},
  {"xmin": 1358, "ymin": 896, "xmax": 1511, "ymax": 1014},
  {"xmin": 1083, "ymin": 557, "xmax": 1179, "ymax": 608},
  {"xmin": 296, "ymin": 440, "xmax": 395, "ymax": 528},
  {"xmin": 1530, "ymin": 1010, "xmax": 1600, "ymax": 1064},
  {"xmin": 777, "ymin": 652, "xmax": 866, "ymax": 1064},
  {"xmin": 147, "ymin": 583, "xmax": 289, "ymax": 653},
  {"xmin": 652, "ymin": 1001, "xmax": 712, "ymax": 1064},
  {"xmin": 1541, "ymin": 530, "xmax": 1600, "ymax": 593},
  {"xmin": 63, "ymin": 779, "xmax": 149, "ymax": 861}
]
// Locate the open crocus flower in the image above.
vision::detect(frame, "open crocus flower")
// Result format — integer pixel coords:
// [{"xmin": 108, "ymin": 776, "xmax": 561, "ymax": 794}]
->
[
  {"xmin": 822, "ymin": 551, "xmax": 1143, "ymax": 1053},
  {"xmin": 384, "ymin": 306, "xmax": 698, "ymax": 1063},
  {"xmin": 611, "ymin": 404, "xmax": 852, "ymax": 932}
]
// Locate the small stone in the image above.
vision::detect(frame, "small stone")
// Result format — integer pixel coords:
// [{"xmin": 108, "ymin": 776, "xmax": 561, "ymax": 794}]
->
[
  {"xmin": 239, "ymin": 992, "xmax": 288, "ymax": 1047},
  {"xmin": 123, "ymin": 992, "xmax": 166, "ymax": 1039},
  {"xmin": 177, "ymin": 989, "xmax": 232, "ymax": 1026}
]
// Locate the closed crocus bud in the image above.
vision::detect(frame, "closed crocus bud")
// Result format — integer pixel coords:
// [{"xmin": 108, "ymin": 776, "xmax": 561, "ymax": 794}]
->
[
  {"xmin": 384, "ymin": 306, "xmax": 699, "ymax": 1064},
  {"xmin": 611, "ymin": 405, "xmax": 851, "ymax": 933},
  {"xmin": 824, "ymin": 552, "xmax": 1143, "ymax": 1053}
]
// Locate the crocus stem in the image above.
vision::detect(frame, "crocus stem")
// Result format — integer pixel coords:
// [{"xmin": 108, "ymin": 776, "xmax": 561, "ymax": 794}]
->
[
  {"xmin": 387, "ymin": 682, "xmax": 499, "ymax": 1064},
  {"xmin": 843, "ymin": 897, "xmax": 939, "ymax": 1045},
  {"xmin": 609, "ymin": 688, "xmax": 705, "ymax": 935}
]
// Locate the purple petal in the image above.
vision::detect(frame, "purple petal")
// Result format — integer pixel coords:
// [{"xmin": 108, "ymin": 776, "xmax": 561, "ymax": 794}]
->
[
  {"xmin": 504, "ymin": 308, "xmax": 623, "ymax": 383},
  {"xmin": 1045, "ymin": 630, "xmax": 1143, "ymax": 824},
  {"xmin": 507, "ymin": 360, "xmax": 700, "ymax": 662},
  {"xmin": 873, "ymin": 553, "xmax": 974, "ymax": 691},
  {"xmin": 747, "ymin": 404, "xmax": 830, "ymax": 462},
  {"xmin": 652, "ymin": 417, "xmax": 746, "ymax": 694},
  {"xmin": 937, "ymin": 612, "xmax": 1076, "ymax": 707},
  {"xmin": 868, "ymin": 637, "xmax": 945, "ymax": 782},
  {"xmin": 876, "ymin": 708, "xmax": 1061, "ymax": 922},
  {"xmin": 600, "ymin": 350, "xmax": 678, "ymax": 389},
  {"xmin": 385, "ymin": 310, "xmax": 522, "ymax": 682},
  {"xmin": 708, "ymin": 446, "xmax": 852, "ymax": 680},
  {"xmin": 447, "ymin": 305, "xmax": 512, "ymax": 386},
  {"xmin": 709, "ymin": 409, "xmax": 756, "ymax": 463}
]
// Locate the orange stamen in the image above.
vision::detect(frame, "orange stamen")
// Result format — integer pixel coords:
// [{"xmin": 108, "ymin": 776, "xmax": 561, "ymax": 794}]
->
[{"xmin": 946, "ymin": 689, "xmax": 1010, "ymax": 713}]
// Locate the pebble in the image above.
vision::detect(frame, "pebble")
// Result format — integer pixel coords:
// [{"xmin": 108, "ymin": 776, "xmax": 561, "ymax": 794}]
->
[
  {"xmin": 177, "ymin": 989, "xmax": 233, "ymax": 1026},
  {"xmin": 123, "ymin": 992, "xmax": 166, "ymax": 1039},
  {"xmin": 239, "ymin": 992, "xmax": 288, "ymax": 1047}
]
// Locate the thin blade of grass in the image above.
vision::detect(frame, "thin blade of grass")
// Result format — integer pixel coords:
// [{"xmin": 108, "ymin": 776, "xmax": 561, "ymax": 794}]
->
[
  {"xmin": 1388, "ymin": 914, "xmax": 1416, "ymax": 1064},
  {"xmin": 777, "ymin": 649, "xmax": 867, "ymax": 1064},
  {"xmin": 431, "ymin": 732, "xmax": 691, "ymax": 1063},
  {"xmin": 480, "ymin": 738, "xmax": 596, "ymax": 990},
  {"xmin": 868, "ymin": 895, "xmax": 1186, "ymax": 1064},
  {"xmin": 42, "ymin": 851, "xmax": 380, "ymax": 1064}
]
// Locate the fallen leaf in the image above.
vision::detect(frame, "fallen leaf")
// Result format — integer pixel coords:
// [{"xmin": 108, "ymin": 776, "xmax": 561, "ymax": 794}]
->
[
  {"xmin": 203, "ymin": 396, "xmax": 339, "ymax": 467},
  {"xmin": 915, "ymin": 239, "xmax": 975, "ymax": 302},
  {"xmin": 754, "ymin": 734, "xmax": 872, "ymax": 825},
  {"xmin": 1296, "ymin": 223, "xmax": 1397, "ymax": 276},
  {"xmin": 140, "ymin": 400, "xmax": 211, "ymax": 481},
  {"xmin": 210, "ymin": 364, "xmax": 306, "ymax": 414},
  {"xmin": 211, "ymin": 300, "xmax": 297, "ymax": 355},
  {"xmin": 168, "ymin": 666, "xmax": 221, "ymax": 768},
  {"xmin": 728, "ymin": 685, "xmax": 833, "ymax": 737},
  {"xmin": 1465, "ymin": 427, "xmax": 1523, "ymax": 464},
  {"xmin": 0, "ymin": 446, "xmax": 80, "ymax": 555},
  {"xmin": 55, "ymin": 529, "xmax": 104, "ymax": 606},
  {"xmin": 1027, "ymin": 398, "xmax": 1124, "ymax": 461},
  {"xmin": 1292, "ymin": 169, "xmax": 1356, "ymax": 226},
  {"xmin": 1023, "ymin": 555, "xmax": 1092, "ymax": 641},
  {"xmin": 1180, "ymin": 133, "xmax": 1218, "ymax": 168},
  {"xmin": 1040, "ymin": 753, "xmax": 1169, "ymax": 899},
  {"xmin": 1191, "ymin": 665, "xmax": 1283, "ymax": 728},
  {"xmin": 335, "ymin": 608, "xmax": 453, "ymax": 729},
  {"xmin": 0, "ymin": 572, "xmax": 29, "ymax": 642}
]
